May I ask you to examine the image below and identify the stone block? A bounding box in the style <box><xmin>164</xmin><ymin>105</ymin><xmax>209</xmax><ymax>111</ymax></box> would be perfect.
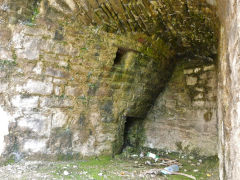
<box><xmin>0</xmin><ymin>82</ymin><xmax>8</xmax><ymax>93</ymax></box>
<box><xmin>16</xmin><ymin>37</ymin><xmax>40</xmax><ymax>60</ymax></box>
<box><xmin>194</xmin><ymin>93</ymin><xmax>204</xmax><ymax>100</ymax></box>
<box><xmin>200</xmin><ymin>73</ymin><xmax>207</xmax><ymax>79</ymax></box>
<box><xmin>59</xmin><ymin>61</ymin><xmax>68</xmax><ymax>67</ymax></box>
<box><xmin>11</xmin><ymin>95</ymin><xmax>39</xmax><ymax>109</ymax></box>
<box><xmin>186</xmin><ymin>76</ymin><xmax>198</xmax><ymax>86</ymax></box>
<box><xmin>203</xmin><ymin>65</ymin><xmax>215</xmax><ymax>71</ymax></box>
<box><xmin>45</xmin><ymin>67</ymin><xmax>70</xmax><ymax>79</ymax></box>
<box><xmin>54</xmin><ymin>86</ymin><xmax>62</xmax><ymax>96</ymax></box>
<box><xmin>23</xmin><ymin>79</ymin><xmax>53</xmax><ymax>95</ymax></box>
<box><xmin>195</xmin><ymin>87</ymin><xmax>204</xmax><ymax>92</ymax></box>
<box><xmin>184</xmin><ymin>69</ymin><xmax>193</xmax><ymax>75</ymax></box>
<box><xmin>65</xmin><ymin>86</ymin><xmax>82</xmax><ymax>96</ymax></box>
<box><xmin>32</xmin><ymin>62</ymin><xmax>43</xmax><ymax>75</ymax></box>
<box><xmin>192</xmin><ymin>100</ymin><xmax>205</xmax><ymax>107</ymax></box>
<box><xmin>53</xmin><ymin>78</ymin><xmax>67</xmax><ymax>85</ymax></box>
<box><xmin>0</xmin><ymin>48</ymin><xmax>13</xmax><ymax>60</ymax></box>
<box><xmin>51</xmin><ymin>109</ymin><xmax>67</xmax><ymax>128</ymax></box>
<box><xmin>40</xmin><ymin>97</ymin><xmax>74</xmax><ymax>108</ymax></box>
<box><xmin>0</xmin><ymin>106</ymin><xmax>12</xmax><ymax>155</ymax></box>
<box><xmin>17</xmin><ymin>113</ymin><xmax>50</xmax><ymax>136</ymax></box>
<box><xmin>23</xmin><ymin>139</ymin><xmax>47</xmax><ymax>153</ymax></box>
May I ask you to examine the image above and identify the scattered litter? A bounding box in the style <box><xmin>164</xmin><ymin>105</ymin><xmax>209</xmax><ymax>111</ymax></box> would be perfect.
<box><xmin>98</xmin><ymin>172</ymin><xmax>103</xmax><ymax>176</ymax></box>
<box><xmin>207</xmin><ymin>173</ymin><xmax>212</xmax><ymax>177</ymax></box>
<box><xmin>145</xmin><ymin>161</ymin><xmax>152</xmax><ymax>165</ymax></box>
<box><xmin>79</xmin><ymin>171</ymin><xmax>88</xmax><ymax>175</ymax></box>
<box><xmin>193</xmin><ymin>169</ymin><xmax>199</xmax><ymax>172</ymax></box>
<box><xmin>73</xmin><ymin>165</ymin><xmax>78</xmax><ymax>168</ymax></box>
<box><xmin>160</xmin><ymin>164</ymin><xmax>179</xmax><ymax>175</ymax></box>
<box><xmin>147</xmin><ymin>152</ymin><xmax>159</xmax><ymax>159</ymax></box>
<box><xmin>144</xmin><ymin>168</ymin><xmax>196</xmax><ymax>180</ymax></box>
<box><xmin>120</xmin><ymin>172</ymin><xmax>125</xmax><ymax>175</ymax></box>
<box><xmin>140</xmin><ymin>152</ymin><xmax>144</xmax><ymax>158</ymax></box>
<box><xmin>131</xmin><ymin>154</ymin><xmax>138</xmax><ymax>158</ymax></box>
<box><xmin>199</xmin><ymin>159</ymin><xmax>202</xmax><ymax>163</ymax></box>
<box><xmin>63</xmin><ymin>170</ymin><xmax>69</xmax><ymax>176</ymax></box>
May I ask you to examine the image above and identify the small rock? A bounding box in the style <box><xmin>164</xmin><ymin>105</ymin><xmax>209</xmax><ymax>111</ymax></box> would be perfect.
<box><xmin>189</xmin><ymin>156</ymin><xmax>194</xmax><ymax>160</ymax></box>
<box><xmin>73</xmin><ymin>165</ymin><xmax>78</xmax><ymax>168</ymax></box>
<box><xmin>63</xmin><ymin>170</ymin><xmax>69</xmax><ymax>176</ymax></box>
<box><xmin>197</xmin><ymin>162</ymin><xmax>201</xmax><ymax>166</ymax></box>
<box><xmin>184</xmin><ymin>169</ymin><xmax>187</xmax><ymax>172</ymax></box>
<box><xmin>199</xmin><ymin>159</ymin><xmax>202</xmax><ymax>163</ymax></box>
<box><xmin>131</xmin><ymin>154</ymin><xmax>138</xmax><ymax>158</ymax></box>
<box><xmin>193</xmin><ymin>169</ymin><xmax>199</xmax><ymax>172</ymax></box>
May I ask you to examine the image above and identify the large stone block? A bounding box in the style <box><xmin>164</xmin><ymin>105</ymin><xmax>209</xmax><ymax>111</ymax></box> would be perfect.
<box><xmin>11</xmin><ymin>95</ymin><xmax>39</xmax><ymax>109</ymax></box>
<box><xmin>22</xmin><ymin>79</ymin><xmax>53</xmax><ymax>95</ymax></box>
<box><xmin>40</xmin><ymin>97</ymin><xmax>74</xmax><ymax>108</ymax></box>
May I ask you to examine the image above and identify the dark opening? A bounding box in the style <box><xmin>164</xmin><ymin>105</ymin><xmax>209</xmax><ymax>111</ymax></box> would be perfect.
<box><xmin>113</xmin><ymin>48</ymin><xmax>128</xmax><ymax>65</ymax></box>
<box><xmin>122</xmin><ymin>116</ymin><xmax>144</xmax><ymax>150</ymax></box>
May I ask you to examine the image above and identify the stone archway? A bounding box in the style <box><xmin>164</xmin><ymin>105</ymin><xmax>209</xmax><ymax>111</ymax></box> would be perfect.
<box><xmin>0</xmin><ymin>0</ymin><xmax>239</xmax><ymax>179</ymax></box>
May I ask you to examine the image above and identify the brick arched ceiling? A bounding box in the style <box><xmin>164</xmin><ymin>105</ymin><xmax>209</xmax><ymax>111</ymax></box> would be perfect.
<box><xmin>2</xmin><ymin>0</ymin><xmax>219</xmax><ymax>57</ymax></box>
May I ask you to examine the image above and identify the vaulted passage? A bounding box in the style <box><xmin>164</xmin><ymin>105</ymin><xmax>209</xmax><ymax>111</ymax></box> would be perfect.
<box><xmin>2</xmin><ymin>0</ymin><xmax>239</xmax><ymax>179</ymax></box>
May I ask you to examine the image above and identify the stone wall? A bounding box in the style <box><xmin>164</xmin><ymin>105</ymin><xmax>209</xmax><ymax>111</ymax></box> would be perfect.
<box><xmin>143</xmin><ymin>58</ymin><xmax>217</xmax><ymax>156</ymax></box>
<box><xmin>0</xmin><ymin>19</ymin><xmax>173</xmax><ymax>159</ymax></box>
<box><xmin>217</xmin><ymin>0</ymin><xmax>240</xmax><ymax>179</ymax></box>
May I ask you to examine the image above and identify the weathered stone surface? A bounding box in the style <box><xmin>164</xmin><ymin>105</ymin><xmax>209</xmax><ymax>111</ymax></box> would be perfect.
<box><xmin>217</xmin><ymin>0</ymin><xmax>240</xmax><ymax>179</ymax></box>
<box><xmin>143</xmin><ymin>59</ymin><xmax>217</xmax><ymax>156</ymax></box>
<box><xmin>0</xmin><ymin>0</ymin><xmax>221</xmax><ymax>165</ymax></box>
<box><xmin>11</xmin><ymin>95</ymin><xmax>39</xmax><ymax>109</ymax></box>
<box><xmin>186</xmin><ymin>76</ymin><xmax>198</xmax><ymax>86</ymax></box>
<box><xmin>22</xmin><ymin>79</ymin><xmax>53</xmax><ymax>95</ymax></box>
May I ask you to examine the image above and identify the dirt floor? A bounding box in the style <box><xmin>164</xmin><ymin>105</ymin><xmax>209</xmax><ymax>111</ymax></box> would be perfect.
<box><xmin>0</xmin><ymin>150</ymin><xmax>218</xmax><ymax>180</ymax></box>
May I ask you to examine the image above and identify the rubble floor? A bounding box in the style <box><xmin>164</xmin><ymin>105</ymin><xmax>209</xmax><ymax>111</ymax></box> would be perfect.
<box><xmin>0</xmin><ymin>151</ymin><xmax>218</xmax><ymax>180</ymax></box>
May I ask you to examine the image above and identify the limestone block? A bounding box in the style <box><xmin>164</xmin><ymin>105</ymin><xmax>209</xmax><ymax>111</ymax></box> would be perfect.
<box><xmin>23</xmin><ymin>79</ymin><xmax>53</xmax><ymax>95</ymax></box>
<box><xmin>194</xmin><ymin>93</ymin><xmax>204</xmax><ymax>100</ymax></box>
<box><xmin>192</xmin><ymin>100</ymin><xmax>205</xmax><ymax>107</ymax></box>
<box><xmin>0</xmin><ymin>106</ymin><xmax>12</xmax><ymax>155</ymax></box>
<box><xmin>186</xmin><ymin>76</ymin><xmax>198</xmax><ymax>86</ymax></box>
<box><xmin>45</xmin><ymin>67</ymin><xmax>70</xmax><ymax>79</ymax></box>
<box><xmin>23</xmin><ymin>139</ymin><xmax>47</xmax><ymax>153</ymax></box>
<box><xmin>32</xmin><ymin>62</ymin><xmax>43</xmax><ymax>75</ymax></box>
<box><xmin>54</xmin><ymin>86</ymin><xmax>62</xmax><ymax>96</ymax></box>
<box><xmin>12</xmin><ymin>31</ymin><xmax>24</xmax><ymax>49</ymax></box>
<box><xmin>53</xmin><ymin>78</ymin><xmax>67</xmax><ymax>85</ymax></box>
<box><xmin>52</xmin><ymin>109</ymin><xmax>68</xmax><ymax>128</ymax></box>
<box><xmin>195</xmin><ymin>87</ymin><xmax>204</xmax><ymax>92</ymax></box>
<box><xmin>65</xmin><ymin>86</ymin><xmax>82</xmax><ymax>96</ymax></box>
<box><xmin>40</xmin><ymin>97</ymin><xmax>74</xmax><ymax>108</ymax></box>
<box><xmin>17</xmin><ymin>113</ymin><xmax>50</xmax><ymax>136</ymax></box>
<box><xmin>0</xmin><ymin>27</ymin><xmax>11</xmax><ymax>47</ymax></box>
<box><xmin>11</xmin><ymin>95</ymin><xmax>39</xmax><ymax>109</ymax></box>
<box><xmin>59</xmin><ymin>61</ymin><xmax>68</xmax><ymax>67</ymax></box>
<box><xmin>16</xmin><ymin>37</ymin><xmax>40</xmax><ymax>60</ymax></box>
<box><xmin>203</xmin><ymin>65</ymin><xmax>215</xmax><ymax>71</ymax></box>
<box><xmin>0</xmin><ymin>48</ymin><xmax>13</xmax><ymax>60</ymax></box>
<box><xmin>207</xmin><ymin>78</ymin><xmax>216</xmax><ymax>88</ymax></box>
<box><xmin>0</xmin><ymin>82</ymin><xmax>8</xmax><ymax>93</ymax></box>
<box><xmin>200</xmin><ymin>73</ymin><xmax>207</xmax><ymax>79</ymax></box>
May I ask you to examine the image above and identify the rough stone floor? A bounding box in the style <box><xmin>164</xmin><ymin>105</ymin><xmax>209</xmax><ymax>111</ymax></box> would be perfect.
<box><xmin>0</xmin><ymin>151</ymin><xmax>218</xmax><ymax>180</ymax></box>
